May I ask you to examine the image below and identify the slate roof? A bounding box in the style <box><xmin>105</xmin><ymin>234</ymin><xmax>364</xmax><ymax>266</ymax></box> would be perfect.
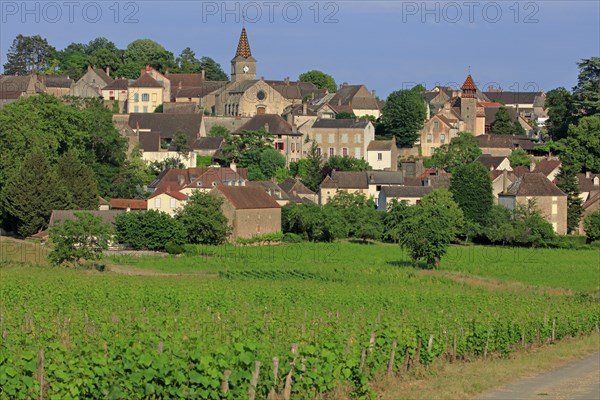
<box><xmin>476</xmin><ymin>155</ymin><xmax>509</xmax><ymax>170</ymax></box>
<box><xmin>193</xmin><ymin>136</ymin><xmax>224</xmax><ymax>151</ymax></box>
<box><xmin>235</xmin><ymin>114</ymin><xmax>296</xmax><ymax>135</ymax></box>
<box><xmin>381</xmin><ymin>186</ymin><xmax>432</xmax><ymax>198</ymax></box>
<box><xmin>279</xmin><ymin>178</ymin><xmax>316</xmax><ymax>195</ymax></box>
<box><xmin>0</xmin><ymin>75</ymin><xmax>41</xmax><ymax>97</ymax></box>
<box><xmin>477</xmin><ymin>135</ymin><xmax>537</xmax><ymax>151</ymax></box>
<box><xmin>503</xmin><ymin>173</ymin><xmax>566</xmax><ymax>197</ymax></box>
<box><xmin>247</xmin><ymin>181</ymin><xmax>291</xmax><ymax>201</ymax></box>
<box><xmin>39</xmin><ymin>75</ymin><xmax>73</xmax><ymax>88</ymax></box>
<box><xmin>483</xmin><ymin>91</ymin><xmax>544</xmax><ymax>105</ymax></box>
<box><xmin>320</xmin><ymin>171</ymin><xmax>368</xmax><ymax>189</ymax></box>
<box><xmin>312</xmin><ymin>119</ymin><xmax>369</xmax><ymax>129</ymax></box>
<box><xmin>368</xmin><ymin>171</ymin><xmax>404</xmax><ymax>185</ymax></box>
<box><xmin>424</xmin><ymin>176</ymin><xmax>451</xmax><ymax>188</ymax></box>
<box><xmin>367</xmin><ymin>139</ymin><xmax>395</xmax><ymax>151</ymax></box>
<box><xmin>49</xmin><ymin>210</ymin><xmax>125</xmax><ymax>226</ymax></box>
<box><xmin>165</xmin><ymin>73</ymin><xmax>205</xmax><ymax>89</ymax></box>
<box><xmin>138</xmin><ymin>131</ymin><xmax>161</xmax><ymax>152</ymax></box>
<box><xmin>91</xmin><ymin>68</ymin><xmax>114</xmax><ymax>85</ymax></box>
<box><xmin>103</xmin><ymin>78</ymin><xmax>129</xmax><ymax>90</ymax></box>
<box><xmin>129</xmin><ymin>73</ymin><xmax>162</xmax><ymax>88</ymax></box>
<box><xmin>129</xmin><ymin>113</ymin><xmax>202</xmax><ymax>143</ymax></box>
<box><xmin>215</xmin><ymin>186</ymin><xmax>281</xmax><ymax>209</ymax></box>
<box><xmin>110</xmin><ymin>199</ymin><xmax>148</xmax><ymax>210</ymax></box>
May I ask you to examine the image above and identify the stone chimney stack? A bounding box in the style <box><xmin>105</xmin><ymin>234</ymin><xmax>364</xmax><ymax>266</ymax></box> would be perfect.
<box><xmin>586</xmin><ymin>171</ymin><xmax>591</xmax><ymax>179</ymax></box>
<box><xmin>230</xmin><ymin>159</ymin><xmax>237</xmax><ymax>172</ymax></box>
<box><xmin>529</xmin><ymin>162</ymin><xmax>535</xmax><ymax>172</ymax></box>
<box><xmin>371</xmin><ymin>89</ymin><xmax>376</xmax><ymax>97</ymax></box>
<box><xmin>502</xmin><ymin>169</ymin><xmax>508</xmax><ymax>193</ymax></box>
<box><xmin>302</xmin><ymin>102</ymin><xmax>307</xmax><ymax>116</ymax></box>
<box><xmin>201</xmin><ymin>69</ymin><xmax>205</xmax><ymax>80</ymax></box>
<box><xmin>106</xmin><ymin>66</ymin><xmax>110</xmax><ymax>76</ymax></box>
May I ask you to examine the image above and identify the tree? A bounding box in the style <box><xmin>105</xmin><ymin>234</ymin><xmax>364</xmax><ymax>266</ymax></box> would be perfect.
<box><xmin>171</xmin><ymin>131</ymin><xmax>191</xmax><ymax>161</ymax></box>
<box><xmin>1</xmin><ymin>151</ymin><xmax>69</xmax><ymax>237</ymax></box>
<box><xmin>572</xmin><ymin>57</ymin><xmax>600</xmax><ymax>117</ymax></box>
<box><xmin>208</xmin><ymin>125</ymin><xmax>229</xmax><ymax>137</ymax></box>
<box><xmin>116</xmin><ymin>61</ymin><xmax>145</xmax><ymax>79</ymax></box>
<box><xmin>449</xmin><ymin>162</ymin><xmax>493</xmax><ymax>225</ymax></box>
<box><xmin>396</xmin><ymin>189</ymin><xmax>464</xmax><ymax>268</ymax></box>
<box><xmin>490</xmin><ymin>107</ymin><xmax>517</xmax><ymax>135</ymax></box>
<box><xmin>299</xmin><ymin>70</ymin><xmax>337</xmax><ymax>93</ymax></box>
<box><xmin>335</xmin><ymin>112</ymin><xmax>356</xmax><ymax>119</ymax></box>
<box><xmin>301</xmin><ymin>141</ymin><xmax>324</xmax><ymax>192</ymax></box>
<box><xmin>57</xmin><ymin>150</ymin><xmax>99</xmax><ymax>209</ymax></box>
<box><xmin>176</xmin><ymin>192</ymin><xmax>231</xmax><ymax>244</ymax></box>
<box><xmin>3</xmin><ymin>34</ymin><xmax>57</xmax><ymax>75</ymax></box>
<box><xmin>115</xmin><ymin>210</ymin><xmax>186</xmax><ymax>251</ymax></box>
<box><xmin>123</xmin><ymin>39</ymin><xmax>175</xmax><ymax>73</ymax></box>
<box><xmin>562</xmin><ymin>116</ymin><xmax>600</xmax><ymax>173</ymax></box>
<box><xmin>56</xmin><ymin>42</ymin><xmax>88</xmax><ymax>80</ymax></box>
<box><xmin>199</xmin><ymin>57</ymin><xmax>228</xmax><ymax>81</ymax></box>
<box><xmin>325</xmin><ymin>192</ymin><xmax>382</xmax><ymax>241</ymax></box>
<box><xmin>382</xmin><ymin>200</ymin><xmax>414</xmax><ymax>243</ymax></box>
<box><xmin>259</xmin><ymin>148</ymin><xmax>286</xmax><ymax>179</ymax></box>
<box><xmin>88</xmin><ymin>48</ymin><xmax>121</xmax><ymax>74</ymax></box>
<box><xmin>380</xmin><ymin>89</ymin><xmax>427</xmax><ymax>146</ymax></box>
<box><xmin>555</xmin><ymin>160</ymin><xmax>583</xmax><ymax>234</ymax></box>
<box><xmin>282</xmin><ymin>203</ymin><xmax>346</xmax><ymax>242</ymax></box>
<box><xmin>324</xmin><ymin>156</ymin><xmax>370</xmax><ymax>172</ymax></box>
<box><xmin>508</xmin><ymin>149</ymin><xmax>531</xmax><ymax>167</ymax></box>
<box><xmin>430</xmin><ymin>132</ymin><xmax>482</xmax><ymax>173</ymax></box>
<box><xmin>48</xmin><ymin>212</ymin><xmax>111</xmax><ymax>266</ymax></box>
<box><xmin>220</xmin><ymin>129</ymin><xmax>273</xmax><ymax>168</ymax></box>
<box><xmin>512</xmin><ymin>200</ymin><xmax>556</xmax><ymax>247</ymax></box>
<box><xmin>584</xmin><ymin>211</ymin><xmax>600</xmax><ymax>243</ymax></box>
<box><xmin>544</xmin><ymin>88</ymin><xmax>577</xmax><ymax>140</ymax></box>
<box><xmin>176</xmin><ymin>47</ymin><xmax>201</xmax><ymax>73</ymax></box>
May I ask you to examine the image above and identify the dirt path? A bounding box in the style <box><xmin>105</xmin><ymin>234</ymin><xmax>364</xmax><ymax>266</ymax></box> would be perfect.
<box><xmin>477</xmin><ymin>352</ymin><xmax>600</xmax><ymax>400</ymax></box>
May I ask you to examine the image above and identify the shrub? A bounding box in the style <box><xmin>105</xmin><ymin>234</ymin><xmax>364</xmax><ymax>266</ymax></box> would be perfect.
<box><xmin>115</xmin><ymin>210</ymin><xmax>186</xmax><ymax>251</ymax></box>
<box><xmin>165</xmin><ymin>241</ymin><xmax>185</xmax><ymax>254</ymax></box>
<box><xmin>236</xmin><ymin>232</ymin><xmax>284</xmax><ymax>245</ymax></box>
<box><xmin>584</xmin><ymin>211</ymin><xmax>600</xmax><ymax>243</ymax></box>
<box><xmin>283</xmin><ymin>232</ymin><xmax>303</xmax><ymax>243</ymax></box>
<box><xmin>176</xmin><ymin>192</ymin><xmax>231</xmax><ymax>245</ymax></box>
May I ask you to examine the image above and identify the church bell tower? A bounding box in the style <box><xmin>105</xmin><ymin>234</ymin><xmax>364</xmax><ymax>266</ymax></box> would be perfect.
<box><xmin>231</xmin><ymin>28</ymin><xmax>257</xmax><ymax>83</ymax></box>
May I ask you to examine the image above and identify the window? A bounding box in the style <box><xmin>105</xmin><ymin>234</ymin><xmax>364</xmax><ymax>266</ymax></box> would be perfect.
<box><xmin>440</xmin><ymin>133</ymin><xmax>446</xmax><ymax>143</ymax></box>
<box><xmin>427</xmin><ymin>133</ymin><xmax>433</xmax><ymax>143</ymax></box>
<box><xmin>377</xmin><ymin>152</ymin><xmax>383</xmax><ymax>161</ymax></box>
<box><xmin>134</xmin><ymin>106</ymin><xmax>139</xmax><ymax>113</ymax></box>
<box><xmin>316</xmin><ymin>133</ymin><xmax>322</xmax><ymax>142</ymax></box>
<box><xmin>142</xmin><ymin>93</ymin><xmax>149</xmax><ymax>102</ymax></box>
<box><xmin>317</xmin><ymin>147</ymin><xmax>322</xmax><ymax>156</ymax></box>
<box><xmin>341</xmin><ymin>133</ymin><xmax>348</xmax><ymax>143</ymax></box>
<box><xmin>329</xmin><ymin>147</ymin><xmax>335</xmax><ymax>157</ymax></box>
<box><xmin>355</xmin><ymin>148</ymin><xmax>361</xmax><ymax>159</ymax></box>
<box><xmin>275</xmin><ymin>142</ymin><xmax>284</xmax><ymax>150</ymax></box>
<box><xmin>143</xmin><ymin>106</ymin><xmax>148</xmax><ymax>113</ymax></box>
<box><xmin>170</xmin><ymin>198</ymin><xmax>177</xmax><ymax>209</ymax></box>
<box><xmin>342</xmin><ymin>147</ymin><xmax>348</xmax><ymax>156</ymax></box>
<box><xmin>376</xmin><ymin>185</ymin><xmax>382</xmax><ymax>191</ymax></box>
<box><xmin>133</xmin><ymin>93</ymin><xmax>139</xmax><ymax>102</ymax></box>
<box><xmin>329</xmin><ymin>133</ymin><xmax>335</xmax><ymax>143</ymax></box>
<box><xmin>433</xmin><ymin>121</ymin><xmax>439</xmax><ymax>129</ymax></box>
<box><xmin>356</xmin><ymin>134</ymin><xmax>361</xmax><ymax>143</ymax></box>
<box><xmin>154</xmin><ymin>198</ymin><xmax>161</xmax><ymax>208</ymax></box>
<box><xmin>552</xmin><ymin>203</ymin><xmax>558</xmax><ymax>215</ymax></box>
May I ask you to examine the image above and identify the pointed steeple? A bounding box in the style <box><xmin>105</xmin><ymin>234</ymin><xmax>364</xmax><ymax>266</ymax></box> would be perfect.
<box><xmin>235</xmin><ymin>28</ymin><xmax>252</xmax><ymax>58</ymax></box>
<box><xmin>461</xmin><ymin>74</ymin><xmax>477</xmax><ymax>98</ymax></box>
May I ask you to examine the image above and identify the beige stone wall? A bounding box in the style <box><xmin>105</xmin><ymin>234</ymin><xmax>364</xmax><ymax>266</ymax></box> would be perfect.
<box><xmin>480</xmin><ymin>147</ymin><xmax>512</xmax><ymax>157</ymax></box>
<box><xmin>419</xmin><ymin>116</ymin><xmax>458</xmax><ymax>157</ymax></box>
<box><xmin>516</xmin><ymin>195</ymin><xmax>567</xmax><ymax>235</ymax></box>
<box><xmin>215</xmin><ymin>80</ymin><xmax>294</xmax><ymax>117</ymax></box>
<box><xmin>45</xmin><ymin>87</ymin><xmax>70</xmax><ymax>97</ymax></box>
<box><xmin>147</xmin><ymin>193</ymin><xmax>185</xmax><ymax>216</ymax></box>
<box><xmin>309</xmin><ymin>124</ymin><xmax>374</xmax><ymax>161</ymax></box>
<box><xmin>128</xmin><ymin>87</ymin><xmax>163</xmax><ymax>113</ymax></box>
<box><xmin>233</xmin><ymin>208</ymin><xmax>281</xmax><ymax>239</ymax></box>
<box><xmin>274</xmin><ymin>135</ymin><xmax>304</xmax><ymax>164</ymax></box>
<box><xmin>142</xmin><ymin>151</ymin><xmax>197</xmax><ymax>169</ymax></box>
<box><xmin>577</xmin><ymin>200</ymin><xmax>600</xmax><ymax>235</ymax></box>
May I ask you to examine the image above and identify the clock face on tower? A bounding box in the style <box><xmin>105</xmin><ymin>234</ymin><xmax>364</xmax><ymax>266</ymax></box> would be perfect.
<box><xmin>243</xmin><ymin>65</ymin><xmax>249</xmax><ymax>74</ymax></box>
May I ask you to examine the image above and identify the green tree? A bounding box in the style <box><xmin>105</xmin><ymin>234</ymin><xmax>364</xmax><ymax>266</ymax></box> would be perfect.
<box><xmin>325</xmin><ymin>156</ymin><xmax>370</xmax><ymax>172</ymax></box>
<box><xmin>325</xmin><ymin>192</ymin><xmax>382</xmax><ymax>242</ymax></box>
<box><xmin>490</xmin><ymin>107</ymin><xmax>517</xmax><ymax>135</ymax></box>
<box><xmin>512</xmin><ymin>200</ymin><xmax>556</xmax><ymax>247</ymax></box>
<box><xmin>220</xmin><ymin>129</ymin><xmax>273</xmax><ymax>168</ymax></box>
<box><xmin>382</xmin><ymin>200</ymin><xmax>414</xmax><ymax>243</ymax></box>
<box><xmin>208</xmin><ymin>125</ymin><xmax>229</xmax><ymax>137</ymax></box>
<box><xmin>397</xmin><ymin>188</ymin><xmax>464</xmax><ymax>268</ymax></box>
<box><xmin>176</xmin><ymin>47</ymin><xmax>201</xmax><ymax>73</ymax></box>
<box><xmin>449</xmin><ymin>162</ymin><xmax>493</xmax><ymax>226</ymax></box>
<box><xmin>56</xmin><ymin>42</ymin><xmax>88</xmax><ymax>80</ymax></box>
<box><xmin>508</xmin><ymin>149</ymin><xmax>531</xmax><ymax>167</ymax></box>
<box><xmin>115</xmin><ymin>210</ymin><xmax>186</xmax><ymax>251</ymax></box>
<box><xmin>57</xmin><ymin>150</ymin><xmax>99</xmax><ymax>209</ymax></box>
<box><xmin>381</xmin><ymin>89</ymin><xmax>427</xmax><ymax>146</ymax></box>
<box><xmin>555</xmin><ymin>159</ymin><xmax>583</xmax><ymax>234</ymax></box>
<box><xmin>48</xmin><ymin>212</ymin><xmax>111</xmax><ymax>266</ymax></box>
<box><xmin>171</xmin><ymin>131</ymin><xmax>191</xmax><ymax>161</ymax></box>
<box><xmin>1</xmin><ymin>151</ymin><xmax>69</xmax><ymax>236</ymax></box>
<box><xmin>544</xmin><ymin>88</ymin><xmax>576</xmax><ymax>141</ymax></box>
<box><xmin>562</xmin><ymin>115</ymin><xmax>600</xmax><ymax>173</ymax></box>
<box><xmin>430</xmin><ymin>132</ymin><xmax>482</xmax><ymax>173</ymax></box>
<box><xmin>199</xmin><ymin>57</ymin><xmax>228</xmax><ymax>81</ymax></box>
<box><xmin>88</xmin><ymin>48</ymin><xmax>121</xmax><ymax>74</ymax></box>
<box><xmin>572</xmin><ymin>57</ymin><xmax>600</xmax><ymax>117</ymax></box>
<box><xmin>176</xmin><ymin>192</ymin><xmax>231</xmax><ymax>244</ymax></box>
<box><xmin>298</xmin><ymin>70</ymin><xmax>337</xmax><ymax>93</ymax></box>
<box><xmin>282</xmin><ymin>203</ymin><xmax>346</xmax><ymax>242</ymax></box>
<box><xmin>259</xmin><ymin>148</ymin><xmax>286</xmax><ymax>179</ymax></box>
<box><xmin>3</xmin><ymin>34</ymin><xmax>57</xmax><ymax>74</ymax></box>
<box><xmin>301</xmin><ymin>141</ymin><xmax>324</xmax><ymax>192</ymax></box>
<box><xmin>335</xmin><ymin>112</ymin><xmax>356</xmax><ymax>119</ymax></box>
<box><xmin>123</xmin><ymin>39</ymin><xmax>175</xmax><ymax>73</ymax></box>
<box><xmin>116</xmin><ymin>61</ymin><xmax>145</xmax><ymax>79</ymax></box>
<box><xmin>584</xmin><ymin>211</ymin><xmax>600</xmax><ymax>243</ymax></box>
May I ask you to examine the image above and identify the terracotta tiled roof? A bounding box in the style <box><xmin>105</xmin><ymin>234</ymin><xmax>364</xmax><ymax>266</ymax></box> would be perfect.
<box><xmin>279</xmin><ymin>178</ymin><xmax>316</xmax><ymax>195</ymax></box>
<box><xmin>512</xmin><ymin>166</ymin><xmax>531</xmax><ymax>177</ymax></box>
<box><xmin>149</xmin><ymin>167</ymin><xmax>245</xmax><ymax>192</ymax></box>
<box><xmin>534</xmin><ymin>159</ymin><xmax>561</xmax><ymax>177</ymax></box>
<box><xmin>504</xmin><ymin>173</ymin><xmax>566</xmax><ymax>197</ymax></box>
<box><xmin>193</xmin><ymin>136</ymin><xmax>224</xmax><ymax>151</ymax></box>
<box><xmin>103</xmin><ymin>78</ymin><xmax>129</xmax><ymax>91</ymax></box>
<box><xmin>235</xmin><ymin>28</ymin><xmax>252</xmax><ymax>58</ymax></box>
<box><xmin>110</xmin><ymin>199</ymin><xmax>148</xmax><ymax>210</ymax></box>
<box><xmin>129</xmin><ymin>113</ymin><xmax>202</xmax><ymax>144</ymax></box>
<box><xmin>148</xmin><ymin>190</ymin><xmax>188</xmax><ymax>201</ymax></box>
<box><xmin>576</xmin><ymin>173</ymin><xmax>600</xmax><ymax>193</ymax></box>
<box><xmin>130</xmin><ymin>73</ymin><xmax>162</xmax><ymax>88</ymax></box>
<box><xmin>138</xmin><ymin>131</ymin><xmax>161</xmax><ymax>152</ymax></box>
<box><xmin>247</xmin><ymin>181</ymin><xmax>290</xmax><ymax>201</ymax></box>
<box><xmin>461</xmin><ymin>74</ymin><xmax>477</xmax><ymax>91</ymax></box>
<box><xmin>215</xmin><ymin>186</ymin><xmax>281</xmax><ymax>209</ymax></box>
<box><xmin>165</xmin><ymin>73</ymin><xmax>204</xmax><ymax>89</ymax></box>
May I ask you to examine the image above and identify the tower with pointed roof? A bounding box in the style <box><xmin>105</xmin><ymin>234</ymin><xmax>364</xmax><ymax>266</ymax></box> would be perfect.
<box><xmin>231</xmin><ymin>28</ymin><xmax>257</xmax><ymax>83</ymax></box>
<box><xmin>460</xmin><ymin>74</ymin><xmax>478</xmax><ymax>134</ymax></box>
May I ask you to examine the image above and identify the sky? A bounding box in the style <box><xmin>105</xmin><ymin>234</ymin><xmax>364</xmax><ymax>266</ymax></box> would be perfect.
<box><xmin>1</xmin><ymin>0</ymin><xmax>599</xmax><ymax>97</ymax></box>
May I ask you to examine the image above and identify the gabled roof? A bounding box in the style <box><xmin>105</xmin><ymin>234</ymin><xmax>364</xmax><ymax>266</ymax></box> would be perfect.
<box><xmin>165</xmin><ymin>73</ymin><xmax>205</xmax><ymax>88</ymax></box>
<box><xmin>235</xmin><ymin>27</ymin><xmax>252</xmax><ymax>58</ymax></box>
<box><xmin>264</xmin><ymin>80</ymin><xmax>324</xmax><ymax>100</ymax></box>
<box><xmin>103</xmin><ymin>78</ymin><xmax>129</xmax><ymax>91</ymax></box>
<box><xmin>215</xmin><ymin>186</ymin><xmax>281</xmax><ymax>209</ymax></box>
<box><xmin>247</xmin><ymin>181</ymin><xmax>291</xmax><ymax>201</ymax></box>
<box><xmin>312</xmin><ymin>119</ymin><xmax>369</xmax><ymax>129</ymax></box>
<box><xmin>130</xmin><ymin>73</ymin><xmax>162</xmax><ymax>88</ymax></box>
<box><xmin>576</xmin><ymin>173</ymin><xmax>600</xmax><ymax>193</ymax></box>
<box><xmin>503</xmin><ymin>173</ymin><xmax>566</xmax><ymax>197</ymax></box>
<box><xmin>129</xmin><ymin>113</ymin><xmax>202</xmax><ymax>142</ymax></box>
<box><xmin>193</xmin><ymin>136</ymin><xmax>224</xmax><ymax>151</ymax></box>
<box><xmin>91</xmin><ymin>68</ymin><xmax>114</xmax><ymax>85</ymax></box>
<box><xmin>583</xmin><ymin>192</ymin><xmax>600</xmax><ymax>210</ymax></box>
<box><xmin>461</xmin><ymin>74</ymin><xmax>477</xmax><ymax>91</ymax></box>
<box><xmin>329</xmin><ymin>84</ymin><xmax>380</xmax><ymax>111</ymax></box>
<box><xmin>476</xmin><ymin>155</ymin><xmax>509</xmax><ymax>170</ymax></box>
<box><xmin>173</xmin><ymin>82</ymin><xmax>227</xmax><ymax>99</ymax></box>
<box><xmin>148</xmin><ymin>189</ymin><xmax>188</xmax><ymax>201</ymax></box>
<box><xmin>512</xmin><ymin>165</ymin><xmax>531</xmax><ymax>178</ymax></box>
<box><xmin>50</xmin><ymin>210</ymin><xmax>125</xmax><ymax>226</ymax></box>
<box><xmin>38</xmin><ymin>75</ymin><xmax>73</xmax><ymax>88</ymax></box>
<box><xmin>110</xmin><ymin>199</ymin><xmax>148</xmax><ymax>210</ymax></box>
<box><xmin>483</xmin><ymin>91</ymin><xmax>544</xmax><ymax>105</ymax></box>
<box><xmin>138</xmin><ymin>131</ymin><xmax>161</xmax><ymax>152</ymax></box>
<box><xmin>0</xmin><ymin>75</ymin><xmax>42</xmax><ymax>97</ymax></box>
<box><xmin>235</xmin><ymin>114</ymin><xmax>295</xmax><ymax>135</ymax></box>
<box><xmin>477</xmin><ymin>135</ymin><xmax>537</xmax><ymax>151</ymax></box>
<box><xmin>279</xmin><ymin>178</ymin><xmax>316</xmax><ymax>195</ymax></box>
<box><xmin>367</xmin><ymin>139</ymin><xmax>395</xmax><ymax>151</ymax></box>
<box><xmin>367</xmin><ymin>171</ymin><xmax>404</xmax><ymax>185</ymax></box>
<box><xmin>149</xmin><ymin>167</ymin><xmax>245</xmax><ymax>192</ymax></box>
<box><xmin>320</xmin><ymin>171</ymin><xmax>368</xmax><ymax>189</ymax></box>
<box><xmin>381</xmin><ymin>186</ymin><xmax>432</xmax><ymax>198</ymax></box>
<box><xmin>283</xmin><ymin>103</ymin><xmax>319</xmax><ymax>117</ymax></box>
<box><xmin>534</xmin><ymin>159</ymin><xmax>561</xmax><ymax>177</ymax></box>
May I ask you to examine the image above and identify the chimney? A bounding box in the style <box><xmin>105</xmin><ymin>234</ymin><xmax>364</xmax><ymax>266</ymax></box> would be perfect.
<box><xmin>106</xmin><ymin>66</ymin><xmax>110</xmax><ymax>76</ymax></box>
<box><xmin>230</xmin><ymin>159</ymin><xmax>237</xmax><ymax>172</ymax></box>
<box><xmin>338</xmin><ymin>98</ymin><xmax>342</xmax><ymax>107</ymax></box>
<box><xmin>177</xmin><ymin>175</ymin><xmax>185</xmax><ymax>187</ymax></box>
<box><xmin>502</xmin><ymin>169</ymin><xmax>508</xmax><ymax>193</ymax></box>
<box><xmin>371</xmin><ymin>89</ymin><xmax>376</xmax><ymax>97</ymax></box>
<box><xmin>87</xmin><ymin>64</ymin><xmax>92</xmax><ymax>72</ymax></box>
<box><xmin>201</xmin><ymin>69</ymin><xmax>205</xmax><ymax>80</ymax></box>
<box><xmin>302</xmin><ymin>102</ymin><xmax>307</xmax><ymax>116</ymax></box>
<box><xmin>586</xmin><ymin>171</ymin><xmax>591</xmax><ymax>179</ymax></box>
<box><xmin>264</xmin><ymin>123</ymin><xmax>269</xmax><ymax>132</ymax></box>
<box><xmin>285</xmin><ymin>76</ymin><xmax>290</xmax><ymax>85</ymax></box>
<box><xmin>529</xmin><ymin>163</ymin><xmax>535</xmax><ymax>172</ymax></box>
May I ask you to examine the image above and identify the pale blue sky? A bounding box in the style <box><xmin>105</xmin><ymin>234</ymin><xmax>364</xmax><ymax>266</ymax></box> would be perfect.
<box><xmin>1</xmin><ymin>1</ymin><xmax>598</xmax><ymax>97</ymax></box>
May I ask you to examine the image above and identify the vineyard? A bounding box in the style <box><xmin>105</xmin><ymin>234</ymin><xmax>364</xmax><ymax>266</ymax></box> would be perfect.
<box><xmin>0</xmin><ymin>241</ymin><xmax>599</xmax><ymax>399</ymax></box>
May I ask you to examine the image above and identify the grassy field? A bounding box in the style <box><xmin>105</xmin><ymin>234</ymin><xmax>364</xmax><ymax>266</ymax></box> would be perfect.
<box><xmin>1</xmin><ymin>239</ymin><xmax>598</xmax><ymax>398</ymax></box>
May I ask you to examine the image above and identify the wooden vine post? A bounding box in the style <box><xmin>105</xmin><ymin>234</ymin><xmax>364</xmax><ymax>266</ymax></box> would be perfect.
<box><xmin>248</xmin><ymin>360</ymin><xmax>261</xmax><ymax>400</ymax></box>
<box><xmin>36</xmin><ymin>349</ymin><xmax>45</xmax><ymax>400</ymax></box>
<box><xmin>283</xmin><ymin>344</ymin><xmax>298</xmax><ymax>400</ymax></box>
<box><xmin>268</xmin><ymin>357</ymin><xmax>279</xmax><ymax>400</ymax></box>
<box><xmin>220</xmin><ymin>370</ymin><xmax>231</xmax><ymax>395</ymax></box>
<box><xmin>387</xmin><ymin>340</ymin><xmax>397</xmax><ymax>375</ymax></box>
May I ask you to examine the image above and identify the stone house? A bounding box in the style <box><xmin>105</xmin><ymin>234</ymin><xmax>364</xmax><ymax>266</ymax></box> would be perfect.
<box><xmin>71</xmin><ymin>66</ymin><xmax>113</xmax><ymax>98</ymax></box>
<box><xmin>146</xmin><ymin>190</ymin><xmax>188</xmax><ymax>216</ymax></box>
<box><xmin>326</xmin><ymin>84</ymin><xmax>381</xmax><ymax>118</ymax></box>
<box><xmin>367</xmin><ymin>171</ymin><xmax>405</xmax><ymax>200</ymax></box>
<box><xmin>366</xmin><ymin>137</ymin><xmax>398</xmax><ymax>171</ymax></box>
<box><xmin>38</xmin><ymin>75</ymin><xmax>73</xmax><ymax>97</ymax></box>
<box><xmin>212</xmin><ymin>185</ymin><xmax>282</xmax><ymax>240</ymax></box>
<box><xmin>476</xmin><ymin>155</ymin><xmax>513</xmax><ymax>172</ymax></box>
<box><xmin>534</xmin><ymin>158</ymin><xmax>561</xmax><ymax>182</ymax></box>
<box><xmin>577</xmin><ymin>192</ymin><xmax>600</xmax><ymax>236</ymax></box>
<box><xmin>128</xmin><ymin>73</ymin><xmax>163</xmax><ymax>113</ymax></box>
<box><xmin>102</xmin><ymin>78</ymin><xmax>129</xmax><ymax>113</ymax></box>
<box><xmin>278</xmin><ymin>178</ymin><xmax>318</xmax><ymax>204</ymax></box>
<box><xmin>319</xmin><ymin>171</ymin><xmax>369</xmax><ymax>205</ymax></box>
<box><xmin>377</xmin><ymin>186</ymin><xmax>433</xmax><ymax>210</ymax></box>
<box><xmin>419</xmin><ymin>111</ymin><xmax>463</xmax><ymax>157</ymax></box>
<box><xmin>309</xmin><ymin>119</ymin><xmax>375</xmax><ymax>160</ymax></box>
<box><xmin>0</xmin><ymin>75</ymin><xmax>46</xmax><ymax>107</ymax></box>
<box><xmin>498</xmin><ymin>172</ymin><xmax>567</xmax><ymax>234</ymax></box>
<box><xmin>577</xmin><ymin>172</ymin><xmax>600</xmax><ymax>203</ymax></box>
